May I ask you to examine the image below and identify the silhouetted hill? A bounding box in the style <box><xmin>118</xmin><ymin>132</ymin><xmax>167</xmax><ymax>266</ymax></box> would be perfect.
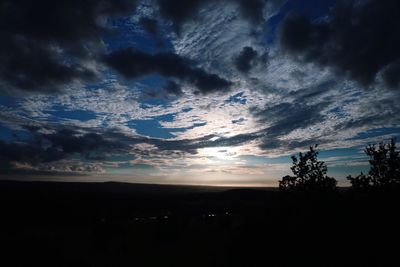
<box><xmin>1</xmin><ymin>180</ymin><xmax>399</xmax><ymax>266</ymax></box>
<box><xmin>0</xmin><ymin>180</ymin><xmax>237</xmax><ymax>195</ymax></box>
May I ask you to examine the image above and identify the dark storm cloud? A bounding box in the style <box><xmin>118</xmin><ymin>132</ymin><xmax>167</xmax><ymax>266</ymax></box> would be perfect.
<box><xmin>43</xmin><ymin>129</ymin><xmax>123</xmax><ymax>158</ymax></box>
<box><xmin>142</xmin><ymin>80</ymin><xmax>183</xmax><ymax>99</ymax></box>
<box><xmin>164</xmin><ymin>80</ymin><xmax>183</xmax><ymax>96</ymax></box>
<box><xmin>0</xmin><ymin>36</ymin><xmax>96</xmax><ymax>92</ymax></box>
<box><xmin>236</xmin><ymin>0</ymin><xmax>266</xmax><ymax>24</ymax></box>
<box><xmin>382</xmin><ymin>61</ymin><xmax>400</xmax><ymax>89</ymax></box>
<box><xmin>103</xmin><ymin>48</ymin><xmax>232</xmax><ymax>94</ymax></box>
<box><xmin>0</xmin><ymin>128</ymin><xmax>126</xmax><ymax>170</ymax></box>
<box><xmin>234</xmin><ymin>46</ymin><xmax>259</xmax><ymax>73</ymax></box>
<box><xmin>257</xmin><ymin>102</ymin><xmax>326</xmax><ymax>134</ymax></box>
<box><xmin>157</xmin><ymin>0</ymin><xmax>208</xmax><ymax>33</ymax></box>
<box><xmin>252</xmin><ymin>84</ymin><xmax>332</xmax><ymax>150</ymax></box>
<box><xmin>0</xmin><ymin>0</ymin><xmax>137</xmax><ymax>92</ymax></box>
<box><xmin>139</xmin><ymin>17</ymin><xmax>159</xmax><ymax>35</ymax></box>
<box><xmin>157</xmin><ymin>0</ymin><xmax>270</xmax><ymax>33</ymax></box>
<box><xmin>0</xmin><ymin>139</ymin><xmax>61</xmax><ymax>168</ymax></box>
<box><xmin>279</xmin><ymin>0</ymin><xmax>400</xmax><ymax>89</ymax></box>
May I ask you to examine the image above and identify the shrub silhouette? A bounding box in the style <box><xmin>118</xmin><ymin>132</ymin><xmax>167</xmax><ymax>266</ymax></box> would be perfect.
<box><xmin>346</xmin><ymin>172</ymin><xmax>372</xmax><ymax>190</ymax></box>
<box><xmin>347</xmin><ymin>138</ymin><xmax>400</xmax><ymax>190</ymax></box>
<box><xmin>279</xmin><ymin>145</ymin><xmax>337</xmax><ymax>192</ymax></box>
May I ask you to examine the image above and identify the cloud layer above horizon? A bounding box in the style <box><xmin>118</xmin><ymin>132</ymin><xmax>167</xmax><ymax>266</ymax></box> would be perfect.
<box><xmin>1</xmin><ymin>0</ymin><xmax>399</xmax><ymax>186</ymax></box>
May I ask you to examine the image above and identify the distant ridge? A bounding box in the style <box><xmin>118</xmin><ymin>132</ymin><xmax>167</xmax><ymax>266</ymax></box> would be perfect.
<box><xmin>0</xmin><ymin>180</ymin><xmax>275</xmax><ymax>196</ymax></box>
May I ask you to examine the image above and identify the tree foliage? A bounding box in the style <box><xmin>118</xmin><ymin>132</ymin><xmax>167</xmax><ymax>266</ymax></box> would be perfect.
<box><xmin>348</xmin><ymin>138</ymin><xmax>400</xmax><ymax>190</ymax></box>
<box><xmin>279</xmin><ymin>145</ymin><xmax>337</xmax><ymax>192</ymax></box>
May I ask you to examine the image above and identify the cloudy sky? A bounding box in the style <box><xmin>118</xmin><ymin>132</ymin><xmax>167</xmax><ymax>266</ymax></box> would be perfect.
<box><xmin>1</xmin><ymin>0</ymin><xmax>399</xmax><ymax>186</ymax></box>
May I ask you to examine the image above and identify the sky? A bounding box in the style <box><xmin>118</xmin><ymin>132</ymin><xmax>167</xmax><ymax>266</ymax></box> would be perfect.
<box><xmin>1</xmin><ymin>0</ymin><xmax>400</xmax><ymax>186</ymax></box>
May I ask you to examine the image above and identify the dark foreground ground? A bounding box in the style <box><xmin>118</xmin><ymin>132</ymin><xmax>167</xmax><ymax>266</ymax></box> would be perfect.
<box><xmin>1</xmin><ymin>181</ymin><xmax>399</xmax><ymax>267</ymax></box>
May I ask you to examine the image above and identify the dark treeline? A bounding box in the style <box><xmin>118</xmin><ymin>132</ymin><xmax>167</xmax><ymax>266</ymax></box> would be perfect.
<box><xmin>279</xmin><ymin>138</ymin><xmax>400</xmax><ymax>192</ymax></box>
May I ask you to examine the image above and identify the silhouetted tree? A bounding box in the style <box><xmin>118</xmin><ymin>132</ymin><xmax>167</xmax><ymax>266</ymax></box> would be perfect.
<box><xmin>346</xmin><ymin>172</ymin><xmax>372</xmax><ymax>190</ymax></box>
<box><xmin>347</xmin><ymin>138</ymin><xmax>400</xmax><ymax>190</ymax></box>
<box><xmin>279</xmin><ymin>145</ymin><xmax>337</xmax><ymax>192</ymax></box>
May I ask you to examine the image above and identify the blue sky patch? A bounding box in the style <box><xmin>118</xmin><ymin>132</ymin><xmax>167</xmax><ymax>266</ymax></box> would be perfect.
<box><xmin>127</xmin><ymin>118</ymin><xmax>185</xmax><ymax>139</ymax></box>
<box><xmin>0</xmin><ymin>95</ymin><xmax>19</xmax><ymax>108</ymax></box>
<box><xmin>350</xmin><ymin>127</ymin><xmax>400</xmax><ymax>140</ymax></box>
<box><xmin>0</xmin><ymin>124</ymin><xmax>14</xmax><ymax>141</ymax></box>
<box><xmin>47</xmin><ymin>106</ymin><xmax>97</xmax><ymax>122</ymax></box>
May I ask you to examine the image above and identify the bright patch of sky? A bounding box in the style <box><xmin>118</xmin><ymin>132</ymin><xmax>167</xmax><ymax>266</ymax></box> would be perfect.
<box><xmin>1</xmin><ymin>0</ymin><xmax>399</xmax><ymax>186</ymax></box>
